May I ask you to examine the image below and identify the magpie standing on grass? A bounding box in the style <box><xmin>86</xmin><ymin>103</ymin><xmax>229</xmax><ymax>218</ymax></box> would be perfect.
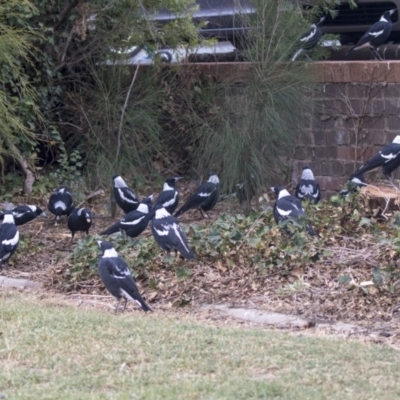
<box><xmin>101</xmin><ymin>195</ymin><xmax>153</xmax><ymax>238</ymax></box>
<box><xmin>97</xmin><ymin>240</ymin><xmax>152</xmax><ymax>313</ymax></box>
<box><xmin>291</xmin><ymin>16</ymin><xmax>325</xmax><ymax>61</ymax></box>
<box><xmin>47</xmin><ymin>186</ymin><xmax>74</xmax><ymax>223</ymax></box>
<box><xmin>271</xmin><ymin>186</ymin><xmax>316</xmax><ymax>236</ymax></box>
<box><xmin>349</xmin><ymin>135</ymin><xmax>400</xmax><ymax>186</ymax></box>
<box><xmin>0</xmin><ymin>205</ymin><xmax>46</xmax><ymax>226</ymax></box>
<box><xmin>175</xmin><ymin>172</ymin><xmax>219</xmax><ymax>218</ymax></box>
<box><xmin>0</xmin><ymin>211</ymin><xmax>19</xmax><ymax>270</ymax></box>
<box><xmin>295</xmin><ymin>166</ymin><xmax>320</xmax><ymax>204</ymax></box>
<box><xmin>346</xmin><ymin>9</ymin><xmax>396</xmax><ymax>60</ymax></box>
<box><xmin>154</xmin><ymin>177</ymin><xmax>183</xmax><ymax>215</ymax></box>
<box><xmin>67</xmin><ymin>208</ymin><xmax>93</xmax><ymax>241</ymax></box>
<box><xmin>152</xmin><ymin>207</ymin><xmax>195</xmax><ymax>260</ymax></box>
<box><xmin>113</xmin><ymin>175</ymin><xmax>139</xmax><ymax>214</ymax></box>
<box><xmin>340</xmin><ymin>173</ymin><xmax>366</xmax><ymax>196</ymax></box>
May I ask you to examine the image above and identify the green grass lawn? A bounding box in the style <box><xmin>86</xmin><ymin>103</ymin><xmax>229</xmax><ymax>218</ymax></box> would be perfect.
<box><xmin>1</xmin><ymin>292</ymin><xmax>400</xmax><ymax>400</ymax></box>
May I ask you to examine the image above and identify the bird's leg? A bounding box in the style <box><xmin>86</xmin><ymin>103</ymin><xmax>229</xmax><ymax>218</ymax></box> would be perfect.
<box><xmin>70</xmin><ymin>232</ymin><xmax>75</xmax><ymax>244</ymax></box>
<box><xmin>305</xmin><ymin>52</ymin><xmax>312</xmax><ymax>62</ymax></box>
<box><xmin>372</xmin><ymin>48</ymin><xmax>383</xmax><ymax>61</ymax></box>
<box><xmin>385</xmin><ymin>174</ymin><xmax>398</xmax><ymax>189</ymax></box>
<box><xmin>114</xmin><ymin>298</ymin><xmax>122</xmax><ymax>313</ymax></box>
<box><xmin>198</xmin><ymin>208</ymin><xmax>206</xmax><ymax>219</ymax></box>
<box><xmin>123</xmin><ymin>298</ymin><xmax>128</xmax><ymax>312</ymax></box>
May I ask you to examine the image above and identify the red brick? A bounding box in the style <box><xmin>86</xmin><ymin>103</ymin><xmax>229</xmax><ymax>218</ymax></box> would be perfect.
<box><xmin>387</xmin><ymin>115</ymin><xmax>400</xmax><ymax>131</ymax></box>
<box><xmin>318</xmin><ymin>176</ymin><xmax>345</xmax><ymax>192</ymax></box>
<box><xmin>314</xmin><ymin>146</ymin><xmax>337</xmax><ymax>159</ymax></box>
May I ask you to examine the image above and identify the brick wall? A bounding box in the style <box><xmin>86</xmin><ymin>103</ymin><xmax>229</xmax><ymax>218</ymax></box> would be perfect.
<box><xmin>292</xmin><ymin>61</ymin><xmax>400</xmax><ymax>199</ymax></box>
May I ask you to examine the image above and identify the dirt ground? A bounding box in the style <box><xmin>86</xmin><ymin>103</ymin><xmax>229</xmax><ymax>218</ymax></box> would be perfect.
<box><xmin>2</xmin><ymin>183</ymin><xmax>400</xmax><ymax>346</ymax></box>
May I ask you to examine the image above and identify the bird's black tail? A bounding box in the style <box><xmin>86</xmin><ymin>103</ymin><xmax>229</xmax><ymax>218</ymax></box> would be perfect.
<box><xmin>100</xmin><ymin>222</ymin><xmax>120</xmax><ymax>236</ymax></box>
<box><xmin>138</xmin><ymin>296</ymin><xmax>153</xmax><ymax>312</ymax></box>
<box><xmin>306</xmin><ymin>224</ymin><xmax>316</xmax><ymax>236</ymax></box>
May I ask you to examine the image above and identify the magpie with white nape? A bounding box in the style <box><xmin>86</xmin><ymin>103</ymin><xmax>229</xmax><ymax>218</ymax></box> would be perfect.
<box><xmin>153</xmin><ymin>177</ymin><xmax>183</xmax><ymax>215</ymax></box>
<box><xmin>349</xmin><ymin>135</ymin><xmax>400</xmax><ymax>186</ymax></box>
<box><xmin>0</xmin><ymin>205</ymin><xmax>47</xmax><ymax>226</ymax></box>
<box><xmin>47</xmin><ymin>186</ymin><xmax>74</xmax><ymax>223</ymax></box>
<box><xmin>113</xmin><ymin>175</ymin><xmax>139</xmax><ymax>214</ymax></box>
<box><xmin>67</xmin><ymin>207</ymin><xmax>93</xmax><ymax>241</ymax></box>
<box><xmin>101</xmin><ymin>195</ymin><xmax>153</xmax><ymax>238</ymax></box>
<box><xmin>175</xmin><ymin>172</ymin><xmax>219</xmax><ymax>218</ymax></box>
<box><xmin>271</xmin><ymin>186</ymin><xmax>316</xmax><ymax>236</ymax></box>
<box><xmin>346</xmin><ymin>9</ymin><xmax>396</xmax><ymax>60</ymax></box>
<box><xmin>97</xmin><ymin>240</ymin><xmax>152</xmax><ymax>313</ymax></box>
<box><xmin>340</xmin><ymin>173</ymin><xmax>366</xmax><ymax>196</ymax></box>
<box><xmin>291</xmin><ymin>16</ymin><xmax>325</xmax><ymax>62</ymax></box>
<box><xmin>295</xmin><ymin>166</ymin><xmax>320</xmax><ymax>204</ymax></box>
<box><xmin>152</xmin><ymin>207</ymin><xmax>195</xmax><ymax>260</ymax></box>
<box><xmin>0</xmin><ymin>211</ymin><xmax>19</xmax><ymax>270</ymax></box>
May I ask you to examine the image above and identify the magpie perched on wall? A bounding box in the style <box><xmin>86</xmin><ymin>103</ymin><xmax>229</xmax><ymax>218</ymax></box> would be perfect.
<box><xmin>295</xmin><ymin>166</ymin><xmax>321</xmax><ymax>204</ymax></box>
<box><xmin>340</xmin><ymin>173</ymin><xmax>366</xmax><ymax>196</ymax></box>
<box><xmin>153</xmin><ymin>177</ymin><xmax>183</xmax><ymax>215</ymax></box>
<box><xmin>67</xmin><ymin>208</ymin><xmax>93</xmax><ymax>241</ymax></box>
<box><xmin>101</xmin><ymin>195</ymin><xmax>153</xmax><ymax>238</ymax></box>
<box><xmin>0</xmin><ymin>205</ymin><xmax>47</xmax><ymax>226</ymax></box>
<box><xmin>349</xmin><ymin>135</ymin><xmax>400</xmax><ymax>186</ymax></box>
<box><xmin>113</xmin><ymin>175</ymin><xmax>139</xmax><ymax>214</ymax></box>
<box><xmin>97</xmin><ymin>240</ymin><xmax>152</xmax><ymax>312</ymax></box>
<box><xmin>175</xmin><ymin>172</ymin><xmax>220</xmax><ymax>218</ymax></box>
<box><xmin>47</xmin><ymin>186</ymin><xmax>74</xmax><ymax>223</ymax></box>
<box><xmin>0</xmin><ymin>211</ymin><xmax>19</xmax><ymax>270</ymax></box>
<box><xmin>346</xmin><ymin>9</ymin><xmax>396</xmax><ymax>60</ymax></box>
<box><xmin>291</xmin><ymin>16</ymin><xmax>325</xmax><ymax>61</ymax></box>
<box><xmin>271</xmin><ymin>186</ymin><xmax>316</xmax><ymax>236</ymax></box>
<box><xmin>152</xmin><ymin>207</ymin><xmax>195</xmax><ymax>260</ymax></box>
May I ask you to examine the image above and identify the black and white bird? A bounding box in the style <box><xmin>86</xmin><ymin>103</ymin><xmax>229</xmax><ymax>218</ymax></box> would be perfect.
<box><xmin>291</xmin><ymin>16</ymin><xmax>325</xmax><ymax>61</ymax></box>
<box><xmin>346</xmin><ymin>9</ymin><xmax>396</xmax><ymax>60</ymax></box>
<box><xmin>101</xmin><ymin>195</ymin><xmax>153</xmax><ymax>238</ymax></box>
<box><xmin>340</xmin><ymin>173</ymin><xmax>367</xmax><ymax>196</ymax></box>
<box><xmin>113</xmin><ymin>175</ymin><xmax>139</xmax><ymax>214</ymax></box>
<box><xmin>152</xmin><ymin>207</ymin><xmax>195</xmax><ymax>260</ymax></box>
<box><xmin>349</xmin><ymin>135</ymin><xmax>400</xmax><ymax>186</ymax></box>
<box><xmin>0</xmin><ymin>205</ymin><xmax>46</xmax><ymax>226</ymax></box>
<box><xmin>153</xmin><ymin>177</ymin><xmax>183</xmax><ymax>215</ymax></box>
<box><xmin>67</xmin><ymin>207</ymin><xmax>93</xmax><ymax>241</ymax></box>
<box><xmin>295</xmin><ymin>166</ymin><xmax>321</xmax><ymax>204</ymax></box>
<box><xmin>271</xmin><ymin>186</ymin><xmax>316</xmax><ymax>236</ymax></box>
<box><xmin>47</xmin><ymin>186</ymin><xmax>74</xmax><ymax>223</ymax></box>
<box><xmin>175</xmin><ymin>172</ymin><xmax>219</xmax><ymax>218</ymax></box>
<box><xmin>0</xmin><ymin>211</ymin><xmax>19</xmax><ymax>270</ymax></box>
<box><xmin>97</xmin><ymin>240</ymin><xmax>152</xmax><ymax>313</ymax></box>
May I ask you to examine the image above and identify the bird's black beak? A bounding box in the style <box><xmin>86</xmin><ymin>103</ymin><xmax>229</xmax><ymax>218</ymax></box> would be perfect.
<box><xmin>41</xmin><ymin>212</ymin><xmax>48</xmax><ymax>218</ymax></box>
<box><xmin>270</xmin><ymin>187</ymin><xmax>275</xmax><ymax>192</ymax></box>
<box><xmin>389</xmin><ymin>9</ymin><xmax>397</xmax><ymax>15</ymax></box>
<box><xmin>174</xmin><ymin>177</ymin><xmax>184</xmax><ymax>182</ymax></box>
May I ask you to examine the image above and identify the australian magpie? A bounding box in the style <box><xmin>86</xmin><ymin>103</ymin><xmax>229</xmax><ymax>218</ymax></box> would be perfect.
<box><xmin>97</xmin><ymin>240</ymin><xmax>152</xmax><ymax>312</ymax></box>
<box><xmin>175</xmin><ymin>172</ymin><xmax>219</xmax><ymax>218</ymax></box>
<box><xmin>295</xmin><ymin>166</ymin><xmax>321</xmax><ymax>204</ymax></box>
<box><xmin>47</xmin><ymin>186</ymin><xmax>74</xmax><ymax>223</ymax></box>
<box><xmin>101</xmin><ymin>195</ymin><xmax>153</xmax><ymax>238</ymax></box>
<box><xmin>67</xmin><ymin>207</ymin><xmax>93</xmax><ymax>241</ymax></box>
<box><xmin>0</xmin><ymin>211</ymin><xmax>19</xmax><ymax>270</ymax></box>
<box><xmin>113</xmin><ymin>175</ymin><xmax>139</xmax><ymax>214</ymax></box>
<box><xmin>340</xmin><ymin>173</ymin><xmax>366</xmax><ymax>196</ymax></box>
<box><xmin>346</xmin><ymin>9</ymin><xmax>396</xmax><ymax>60</ymax></box>
<box><xmin>154</xmin><ymin>177</ymin><xmax>183</xmax><ymax>215</ymax></box>
<box><xmin>271</xmin><ymin>186</ymin><xmax>316</xmax><ymax>236</ymax></box>
<box><xmin>0</xmin><ymin>205</ymin><xmax>47</xmax><ymax>226</ymax></box>
<box><xmin>152</xmin><ymin>207</ymin><xmax>195</xmax><ymax>260</ymax></box>
<box><xmin>349</xmin><ymin>135</ymin><xmax>400</xmax><ymax>186</ymax></box>
<box><xmin>292</xmin><ymin>16</ymin><xmax>325</xmax><ymax>61</ymax></box>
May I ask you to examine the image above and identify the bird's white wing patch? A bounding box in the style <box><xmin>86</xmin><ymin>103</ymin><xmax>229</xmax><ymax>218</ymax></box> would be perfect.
<box><xmin>112</xmin><ymin>264</ymin><xmax>131</xmax><ymax>279</ymax></box>
<box><xmin>162</xmin><ymin>192</ymin><xmax>177</xmax><ymax>208</ymax></box>
<box><xmin>172</xmin><ymin>223</ymin><xmax>191</xmax><ymax>253</ymax></box>
<box><xmin>13</xmin><ymin>212</ymin><xmax>25</xmax><ymax>219</ymax></box>
<box><xmin>154</xmin><ymin>225</ymin><xmax>170</xmax><ymax>236</ymax></box>
<box><xmin>300</xmin><ymin>184</ymin><xmax>314</xmax><ymax>195</ymax></box>
<box><xmin>2</xmin><ymin>231</ymin><xmax>19</xmax><ymax>246</ymax></box>
<box><xmin>198</xmin><ymin>192</ymin><xmax>211</xmax><ymax>197</ymax></box>
<box><xmin>381</xmin><ymin>152</ymin><xmax>400</xmax><ymax>161</ymax></box>
<box><xmin>119</xmin><ymin>188</ymin><xmax>137</xmax><ymax>204</ymax></box>
<box><xmin>28</xmin><ymin>205</ymin><xmax>36</xmax><ymax>212</ymax></box>
<box><xmin>300</xmin><ymin>26</ymin><xmax>316</xmax><ymax>42</ymax></box>
<box><xmin>368</xmin><ymin>29</ymin><xmax>384</xmax><ymax>37</ymax></box>
<box><xmin>121</xmin><ymin>216</ymin><xmax>145</xmax><ymax>226</ymax></box>
<box><xmin>276</xmin><ymin>207</ymin><xmax>292</xmax><ymax>217</ymax></box>
<box><xmin>54</xmin><ymin>201</ymin><xmax>67</xmax><ymax>210</ymax></box>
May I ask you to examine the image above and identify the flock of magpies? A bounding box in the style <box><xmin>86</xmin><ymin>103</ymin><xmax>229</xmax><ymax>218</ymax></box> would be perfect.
<box><xmin>292</xmin><ymin>9</ymin><xmax>396</xmax><ymax>61</ymax></box>
<box><xmin>0</xmin><ymin>173</ymin><xmax>220</xmax><ymax>313</ymax></box>
<box><xmin>0</xmin><ymin>134</ymin><xmax>399</xmax><ymax>313</ymax></box>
